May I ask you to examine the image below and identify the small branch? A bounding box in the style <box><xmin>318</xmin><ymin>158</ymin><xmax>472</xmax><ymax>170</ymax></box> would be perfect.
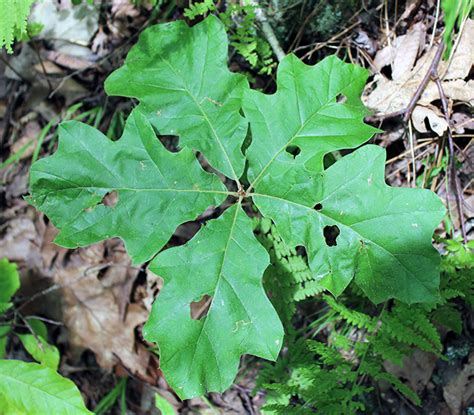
<box><xmin>432</xmin><ymin>68</ymin><xmax>468</xmax><ymax>244</ymax></box>
<box><xmin>403</xmin><ymin>41</ymin><xmax>445</xmax><ymax>122</ymax></box>
<box><xmin>249</xmin><ymin>1</ymin><xmax>286</xmax><ymax>62</ymax></box>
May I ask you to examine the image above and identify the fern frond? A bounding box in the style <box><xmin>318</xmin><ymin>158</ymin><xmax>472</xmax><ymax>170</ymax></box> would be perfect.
<box><xmin>324</xmin><ymin>295</ymin><xmax>376</xmax><ymax>331</ymax></box>
<box><xmin>0</xmin><ymin>0</ymin><xmax>35</xmax><ymax>53</ymax></box>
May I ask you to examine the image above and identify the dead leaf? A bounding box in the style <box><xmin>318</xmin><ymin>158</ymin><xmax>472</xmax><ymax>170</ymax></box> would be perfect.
<box><xmin>451</xmin><ymin>113</ymin><xmax>474</xmax><ymax>134</ymax></box>
<box><xmin>33</xmin><ymin>61</ymin><xmax>63</xmax><ymax>75</ymax></box>
<box><xmin>443</xmin><ymin>353</ymin><xmax>474</xmax><ymax>415</ymax></box>
<box><xmin>10</xmin><ymin>120</ymin><xmax>41</xmax><ymax>160</ymax></box>
<box><xmin>374</xmin><ymin>44</ymin><xmax>394</xmax><ymax>71</ymax></box>
<box><xmin>44</xmin><ymin>51</ymin><xmax>93</xmax><ymax>71</ymax></box>
<box><xmin>384</xmin><ymin>350</ymin><xmax>438</xmax><ymax>393</ymax></box>
<box><xmin>392</xmin><ymin>22</ymin><xmax>426</xmax><ymax>80</ymax></box>
<box><xmin>53</xmin><ymin>241</ymin><xmax>151</xmax><ymax>379</ymax></box>
<box><xmin>0</xmin><ymin>217</ymin><xmax>44</xmax><ymax>270</ymax></box>
<box><xmin>111</xmin><ymin>0</ymin><xmax>140</xmax><ymax>18</ymax></box>
<box><xmin>412</xmin><ymin>105</ymin><xmax>448</xmax><ymax>136</ymax></box>
<box><xmin>30</xmin><ymin>0</ymin><xmax>99</xmax><ymax>59</ymax></box>
<box><xmin>365</xmin><ymin>19</ymin><xmax>474</xmax><ymax>115</ymax></box>
<box><xmin>444</xmin><ymin>18</ymin><xmax>474</xmax><ymax>80</ymax></box>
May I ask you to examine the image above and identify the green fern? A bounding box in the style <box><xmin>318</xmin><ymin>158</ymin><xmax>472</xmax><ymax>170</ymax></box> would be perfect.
<box><xmin>184</xmin><ymin>1</ymin><xmax>277</xmax><ymax>75</ymax></box>
<box><xmin>254</xmin><ymin>217</ymin><xmax>325</xmax><ymax>326</ymax></box>
<box><xmin>324</xmin><ymin>294</ymin><xmax>376</xmax><ymax>331</ymax></box>
<box><xmin>183</xmin><ymin>0</ymin><xmax>216</xmax><ymax>19</ymax></box>
<box><xmin>256</xmin><ymin>236</ymin><xmax>473</xmax><ymax>412</ymax></box>
<box><xmin>0</xmin><ymin>0</ymin><xmax>35</xmax><ymax>53</ymax></box>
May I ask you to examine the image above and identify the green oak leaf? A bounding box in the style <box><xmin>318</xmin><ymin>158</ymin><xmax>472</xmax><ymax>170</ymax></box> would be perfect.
<box><xmin>244</xmin><ymin>54</ymin><xmax>380</xmax><ymax>201</ymax></box>
<box><xmin>28</xmin><ymin>15</ymin><xmax>446</xmax><ymax>400</ymax></box>
<box><xmin>0</xmin><ymin>360</ymin><xmax>91</xmax><ymax>414</ymax></box>
<box><xmin>105</xmin><ymin>15</ymin><xmax>249</xmax><ymax>182</ymax></box>
<box><xmin>0</xmin><ymin>258</ymin><xmax>20</xmax><ymax>312</ymax></box>
<box><xmin>144</xmin><ymin>204</ymin><xmax>283</xmax><ymax>398</ymax></box>
<box><xmin>253</xmin><ymin>145</ymin><xmax>445</xmax><ymax>303</ymax></box>
<box><xmin>28</xmin><ymin>109</ymin><xmax>227</xmax><ymax>264</ymax></box>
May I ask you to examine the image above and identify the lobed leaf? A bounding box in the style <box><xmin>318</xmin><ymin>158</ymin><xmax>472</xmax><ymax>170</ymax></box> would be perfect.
<box><xmin>244</xmin><ymin>54</ymin><xmax>380</xmax><ymax>200</ymax></box>
<box><xmin>144</xmin><ymin>204</ymin><xmax>283</xmax><ymax>398</ymax></box>
<box><xmin>254</xmin><ymin>145</ymin><xmax>445</xmax><ymax>303</ymax></box>
<box><xmin>105</xmin><ymin>15</ymin><xmax>249</xmax><ymax>181</ymax></box>
<box><xmin>28</xmin><ymin>110</ymin><xmax>227</xmax><ymax>264</ymax></box>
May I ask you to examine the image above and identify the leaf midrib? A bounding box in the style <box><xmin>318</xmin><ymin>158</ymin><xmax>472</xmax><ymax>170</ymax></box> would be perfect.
<box><xmin>37</xmin><ymin>186</ymin><xmax>235</xmax><ymax>200</ymax></box>
<box><xmin>185</xmin><ymin>204</ymin><xmax>241</xmax><ymax>389</ymax></box>
<box><xmin>151</xmin><ymin>52</ymin><xmax>241</xmax><ymax>183</ymax></box>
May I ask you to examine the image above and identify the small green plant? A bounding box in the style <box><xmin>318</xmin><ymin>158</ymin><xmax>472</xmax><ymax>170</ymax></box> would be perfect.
<box><xmin>185</xmin><ymin>0</ymin><xmax>276</xmax><ymax>74</ymax></box>
<box><xmin>0</xmin><ymin>258</ymin><xmax>91</xmax><ymax>413</ymax></box>
<box><xmin>442</xmin><ymin>0</ymin><xmax>473</xmax><ymax>57</ymax></box>
<box><xmin>0</xmin><ymin>0</ymin><xmax>36</xmax><ymax>53</ymax></box>
<box><xmin>257</xmin><ymin>239</ymin><xmax>473</xmax><ymax>412</ymax></box>
<box><xmin>28</xmin><ymin>16</ymin><xmax>445</xmax><ymax>399</ymax></box>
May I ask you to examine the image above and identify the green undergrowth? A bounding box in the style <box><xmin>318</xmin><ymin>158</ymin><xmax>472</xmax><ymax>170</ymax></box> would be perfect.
<box><xmin>185</xmin><ymin>0</ymin><xmax>276</xmax><ymax>75</ymax></box>
<box><xmin>0</xmin><ymin>258</ymin><xmax>91</xmax><ymax>413</ymax></box>
<box><xmin>255</xmin><ymin>228</ymin><xmax>473</xmax><ymax>413</ymax></box>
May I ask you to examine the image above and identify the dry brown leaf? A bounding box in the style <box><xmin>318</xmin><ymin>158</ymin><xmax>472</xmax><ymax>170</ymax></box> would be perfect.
<box><xmin>384</xmin><ymin>350</ymin><xmax>438</xmax><ymax>393</ymax></box>
<box><xmin>0</xmin><ymin>217</ymin><xmax>44</xmax><ymax>269</ymax></box>
<box><xmin>53</xmin><ymin>241</ymin><xmax>150</xmax><ymax>378</ymax></box>
<box><xmin>373</xmin><ymin>44</ymin><xmax>393</xmax><ymax>71</ymax></box>
<box><xmin>452</xmin><ymin>113</ymin><xmax>474</xmax><ymax>134</ymax></box>
<box><xmin>44</xmin><ymin>51</ymin><xmax>93</xmax><ymax>71</ymax></box>
<box><xmin>443</xmin><ymin>353</ymin><xmax>474</xmax><ymax>415</ymax></box>
<box><xmin>412</xmin><ymin>105</ymin><xmax>448</xmax><ymax>136</ymax></box>
<box><xmin>444</xmin><ymin>18</ymin><xmax>474</xmax><ymax>80</ymax></box>
<box><xmin>391</xmin><ymin>22</ymin><xmax>426</xmax><ymax>80</ymax></box>
<box><xmin>33</xmin><ymin>61</ymin><xmax>64</xmax><ymax>75</ymax></box>
<box><xmin>365</xmin><ymin>19</ymin><xmax>474</xmax><ymax>117</ymax></box>
<box><xmin>10</xmin><ymin>120</ymin><xmax>41</xmax><ymax>160</ymax></box>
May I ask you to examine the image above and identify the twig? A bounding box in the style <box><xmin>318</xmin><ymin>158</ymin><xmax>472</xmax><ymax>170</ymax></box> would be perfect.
<box><xmin>299</xmin><ymin>20</ymin><xmax>361</xmax><ymax>59</ymax></box>
<box><xmin>249</xmin><ymin>1</ymin><xmax>286</xmax><ymax>62</ymax></box>
<box><xmin>432</xmin><ymin>68</ymin><xmax>468</xmax><ymax>243</ymax></box>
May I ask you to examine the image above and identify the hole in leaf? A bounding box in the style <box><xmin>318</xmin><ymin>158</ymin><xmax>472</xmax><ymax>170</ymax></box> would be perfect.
<box><xmin>313</xmin><ymin>203</ymin><xmax>323</xmax><ymax>211</ymax></box>
<box><xmin>295</xmin><ymin>245</ymin><xmax>308</xmax><ymax>258</ymax></box>
<box><xmin>323</xmin><ymin>225</ymin><xmax>340</xmax><ymax>247</ymax></box>
<box><xmin>336</xmin><ymin>94</ymin><xmax>347</xmax><ymax>104</ymax></box>
<box><xmin>285</xmin><ymin>145</ymin><xmax>301</xmax><ymax>158</ymax></box>
<box><xmin>102</xmin><ymin>190</ymin><xmax>118</xmax><ymax>208</ymax></box>
<box><xmin>190</xmin><ymin>294</ymin><xmax>212</xmax><ymax>320</ymax></box>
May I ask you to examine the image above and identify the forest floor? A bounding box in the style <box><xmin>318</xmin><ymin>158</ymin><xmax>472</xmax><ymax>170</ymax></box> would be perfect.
<box><xmin>0</xmin><ymin>1</ymin><xmax>472</xmax><ymax>414</ymax></box>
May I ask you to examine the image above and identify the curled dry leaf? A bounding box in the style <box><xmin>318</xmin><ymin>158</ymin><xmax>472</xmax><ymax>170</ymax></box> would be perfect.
<box><xmin>412</xmin><ymin>105</ymin><xmax>448</xmax><ymax>136</ymax></box>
